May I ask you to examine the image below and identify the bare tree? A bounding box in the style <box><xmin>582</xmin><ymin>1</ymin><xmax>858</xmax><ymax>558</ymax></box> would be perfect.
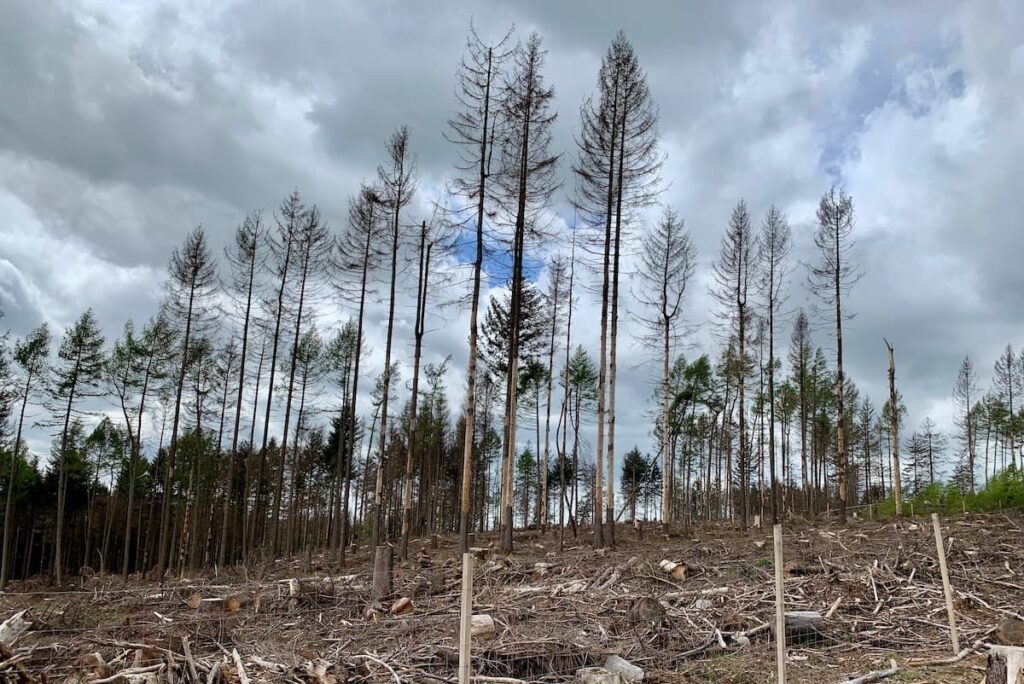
<box><xmin>994</xmin><ymin>345</ymin><xmax>1018</xmax><ymax>470</ymax></box>
<box><xmin>332</xmin><ymin>185</ymin><xmax>386</xmax><ymax>564</ymax></box>
<box><xmin>446</xmin><ymin>23</ymin><xmax>515</xmax><ymax>554</ymax></box>
<box><xmin>251</xmin><ymin>193</ymin><xmax>303</xmax><ymax>553</ymax></box>
<box><xmin>574</xmin><ymin>31</ymin><xmax>662</xmax><ymax>547</ymax></box>
<box><xmin>221</xmin><ymin>211</ymin><xmax>263</xmax><ymax>566</ymax></box>
<box><xmin>272</xmin><ymin>204</ymin><xmax>330</xmax><ymax>556</ymax></box>
<box><xmin>399</xmin><ymin>212</ymin><xmax>451</xmax><ymax>559</ymax></box>
<box><xmin>495</xmin><ymin>32</ymin><xmax>560</xmax><ymax>553</ymax></box>
<box><xmin>372</xmin><ymin>127</ymin><xmax>417</xmax><ymax>548</ymax></box>
<box><xmin>809</xmin><ymin>187</ymin><xmax>861</xmax><ymax>520</ymax></box>
<box><xmin>634</xmin><ymin>207</ymin><xmax>696</xmax><ymax>529</ymax></box>
<box><xmin>157</xmin><ymin>228</ymin><xmax>217</xmax><ymax>579</ymax></box>
<box><xmin>711</xmin><ymin>200</ymin><xmax>754</xmax><ymax>528</ymax></box>
<box><xmin>885</xmin><ymin>339</ymin><xmax>903</xmax><ymax>517</ymax></box>
<box><xmin>541</xmin><ymin>255</ymin><xmax>568</xmax><ymax>531</ymax></box>
<box><xmin>756</xmin><ymin>205</ymin><xmax>792</xmax><ymax>523</ymax></box>
<box><xmin>953</xmin><ymin>355</ymin><xmax>978</xmax><ymax>493</ymax></box>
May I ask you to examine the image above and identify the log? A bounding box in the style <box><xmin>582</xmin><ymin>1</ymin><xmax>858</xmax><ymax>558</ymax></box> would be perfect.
<box><xmin>0</xmin><ymin>610</ymin><xmax>30</xmax><ymax>647</ymax></box>
<box><xmin>225</xmin><ymin>592</ymin><xmax>251</xmax><ymax>612</ymax></box>
<box><xmin>603</xmin><ymin>655</ymin><xmax>643</xmax><ymax>683</ymax></box>
<box><xmin>770</xmin><ymin>611</ymin><xmax>825</xmax><ymax>643</ymax></box>
<box><xmin>838</xmin><ymin>659</ymin><xmax>898</xmax><ymax>684</ymax></box>
<box><xmin>987</xmin><ymin>645</ymin><xmax>1024</xmax><ymax>684</ymax></box>
<box><xmin>197</xmin><ymin>598</ymin><xmax>226</xmax><ymax>613</ymax></box>
<box><xmin>470</xmin><ymin>614</ymin><xmax>495</xmax><ymax>638</ymax></box>
<box><xmin>390</xmin><ymin>597</ymin><xmax>413</xmax><ymax>615</ymax></box>
<box><xmin>576</xmin><ymin>667</ymin><xmax>623</xmax><ymax>683</ymax></box>
<box><xmin>658</xmin><ymin>559</ymin><xmax>695</xmax><ymax>581</ymax></box>
<box><xmin>232</xmin><ymin>648</ymin><xmax>250</xmax><ymax>684</ymax></box>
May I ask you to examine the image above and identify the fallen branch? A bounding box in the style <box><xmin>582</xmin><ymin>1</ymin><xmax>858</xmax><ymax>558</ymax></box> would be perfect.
<box><xmin>839</xmin><ymin>659</ymin><xmax>898</xmax><ymax>684</ymax></box>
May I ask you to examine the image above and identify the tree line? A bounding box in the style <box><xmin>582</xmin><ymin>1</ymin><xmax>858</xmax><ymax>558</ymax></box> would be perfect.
<box><xmin>1</xmin><ymin>26</ymin><xmax>1021</xmax><ymax>584</ymax></box>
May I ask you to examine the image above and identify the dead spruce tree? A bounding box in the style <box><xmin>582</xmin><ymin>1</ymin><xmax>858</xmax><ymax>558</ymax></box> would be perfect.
<box><xmin>711</xmin><ymin>200</ymin><xmax>753</xmax><ymax>528</ymax></box>
<box><xmin>271</xmin><ymin>204</ymin><xmax>329</xmax><ymax>556</ymax></box>
<box><xmin>157</xmin><ymin>228</ymin><xmax>217</xmax><ymax>579</ymax></box>
<box><xmin>399</xmin><ymin>212</ymin><xmax>452</xmax><ymax>559</ymax></box>
<box><xmin>634</xmin><ymin>206</ymin><xmax>695</xmax><ymax>530</ymax></box>
<box><xmin>809</xmin><ymin>187</ymin><xmax>861</xmax><ymax>521</ymax></box>
<box><xmin>332</xmin><ymin>185</ymin><xmax>385</xmax><ymax>564</ymax></box>
<box><xmin>252</xmin><ymin>192</ymin><xmax>303</xmax><ymax>552</ymax></box>
<box><xmin>372</xmin><ymin>127</ymin><xmax>417</xmax><ymax>548</ymax></box>
<box><xmin>325</xmin><ymin>321</ymin><xmax>358</xmax><ymax>560</ymax></box>
<box><xmin>445</xmin><ymin>23</ymin><xmax>514</xmax><ymax>553</ymax></box>
<box><xmin>756</xmin><ymin>205</ymin><xmax>791</xmax><ymax>523</ymax></box>
<box><xmin>556</xmin><ymin>231</ymin><xmax>578</xmax><ymax>547</ymax></box>
<box><xmin>993</xmin><ymin>345</ymin><xmax>1018</xmax><ymax>470</ymax></box>
<box><xmin>574</xmin><ymin>31</ymin><xmax>662</xmax><ymax>547</ymax></box>
<box><xmin>541</xmin><ymin>255</ymin><xmax>568</xmax><ymax>531</ymax></box>
<box><xmin>221</xmin><ymin>211</ymin><xmax>264</xmax><ymax>565</ymax></box>
<box><xmin>495</xmin><ymin>32</ymin><xmax>559</xmax><ymax>554</ymax></box>
<box><xmin>953</xmin><ymin>355</ymin><xmax>978</xmax><ymax>493</ymax></box>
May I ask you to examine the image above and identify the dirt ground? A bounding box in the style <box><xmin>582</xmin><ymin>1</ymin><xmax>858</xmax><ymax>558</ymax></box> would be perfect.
<box><xmin>1</xmin><ymin>512</ymin><xmax>1022</xmax><ymax>683</ymax></box>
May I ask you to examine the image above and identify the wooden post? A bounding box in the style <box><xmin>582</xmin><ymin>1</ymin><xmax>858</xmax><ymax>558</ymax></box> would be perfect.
<box><xmin>773</xmin><ymin>523</ymin><xmax>787</xmax><ymax>683</ymax></box>
<box><xmin>459</xmin><ymin>553</ymin><xmax>474</xmax><ymax>684</ymax></box>
<box><xmin>931</xmin><ymin>513</ymin><xmax>960</xmax><ymax>654</ymax></box>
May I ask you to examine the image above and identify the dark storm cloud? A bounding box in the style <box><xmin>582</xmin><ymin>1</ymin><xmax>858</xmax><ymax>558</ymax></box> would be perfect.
<box><xmin>1</xmin><ymin>0</ymin><xmax>1023</xmax><ymax>471</ymax></box>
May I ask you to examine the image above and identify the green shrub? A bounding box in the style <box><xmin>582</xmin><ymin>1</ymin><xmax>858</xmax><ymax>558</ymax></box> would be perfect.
<box><xmin>872</xmin><ymin>466</ymin><xmax>1023</xmax><ymax>517</ymax></box>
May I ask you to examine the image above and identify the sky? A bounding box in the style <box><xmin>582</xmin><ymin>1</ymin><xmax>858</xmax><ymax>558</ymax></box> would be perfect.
<box><xmin>1</xmin><ymin>0</ymin><xmax>1023</xmax><ymax>478</ymax></box>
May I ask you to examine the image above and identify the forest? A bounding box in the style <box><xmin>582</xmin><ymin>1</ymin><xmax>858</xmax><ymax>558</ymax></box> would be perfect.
<box><xmin>2</xmin><ymin>25</ymin><xmax>1023</xmax><ymax>590</ymax></box>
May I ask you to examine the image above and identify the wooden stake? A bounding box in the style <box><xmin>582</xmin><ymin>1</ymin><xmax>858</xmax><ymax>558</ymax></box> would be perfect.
<box><xmin>931</xmin><ymin>513</ymin><xmax>960</xmax><ymax>654</ymax></box>
<box><xmin>773</xmin><ymin>523</ymin><xmax>787</xmax><ymax>683</ymax></box>
<box><xmin>458</xmin><ymin>552</ymin><xmax>474</xmax><ymax>684</ymax></box>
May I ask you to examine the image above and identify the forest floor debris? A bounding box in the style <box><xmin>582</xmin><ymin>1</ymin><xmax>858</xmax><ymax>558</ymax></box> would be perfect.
<box><xmin>1</xmin><ymin>512</ymin><xmax>1022</xmax><ymax>683</ymax></box>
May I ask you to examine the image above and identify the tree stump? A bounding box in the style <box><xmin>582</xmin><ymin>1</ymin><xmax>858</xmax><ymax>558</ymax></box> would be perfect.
<box><xmin>371</xmin><ymin>545</ymin><xmax>394</xmax><ymax>604</ymax></box>
<box><xmin>987</xmin><ymin>645</ymin><xmax>1024</xmax><ymax>684</ymax></box>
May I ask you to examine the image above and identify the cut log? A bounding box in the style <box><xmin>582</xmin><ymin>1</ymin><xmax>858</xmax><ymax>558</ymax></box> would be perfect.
<box><xmin>390</xmin><ymin>597</ymin><xmax>413</xmax><ymax>615</ymax></box>
<box><xmin>576</xmin><ymin>667</ymin><xmax>622</xmax><ymax>683</ymax></box>
<box><xmin>532</xmin><ymin>562</ymin><xmax>552</xmax><ymax>579</ymax></box>
<box><xmin>603</xmin><ymin>655</ymin><xmax>643</xmax><ymax>682</ymax></box>
<box><xmin>987</xmin><ymin>645</ymin><xmax>1024</xmax><ymax>684</ymax></box>
<box><xmin>0</xmin><ymin>610</ymin><xmax>30</xmax><ymax>648</ymax></box>
<box><xmin>470</xmin><ymin>614</ymin><xmax>495</xmax><ymax>638</ymax></box>
<box><xmin>197</xmin><ymin>598</ymin><xmax>226</xmax><ymax>613</ymax></box>
<box><xmin>225</xmin><ymin>593</ymin><xmax>251</xmax><ymax>612</ymax></box>
<box><xmin>658</xmin><ymin>559</ymin><xmax>696</xmax><ymax>581</ymax></box>
<box><xmin>770</xmin><ymin>611</ymin><xmax>826</xmax><ymax>643</ymax></box>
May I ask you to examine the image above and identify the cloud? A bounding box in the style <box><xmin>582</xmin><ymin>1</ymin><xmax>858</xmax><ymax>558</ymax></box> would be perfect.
<box><xmin>1</xmin><ymin>0</ymin><xmax>1022</xmax><ymax>486</ymax></box>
